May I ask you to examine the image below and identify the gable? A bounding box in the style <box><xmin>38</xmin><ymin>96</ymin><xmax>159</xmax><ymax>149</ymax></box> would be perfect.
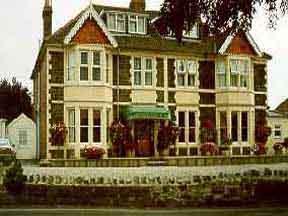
<box><xmin>276</xmin><ymin>99</ymin><xmax>288</xmax><ymax>113</ymax></box>
<box><xmin>226</xmin><ymin>33</ymin><xmax>256</xmax><ymax>55</ymax></box>
<box><xmin>72</xmin><ymin>19</ymin><xmax>110</xmax><ymax>44</ymax></box>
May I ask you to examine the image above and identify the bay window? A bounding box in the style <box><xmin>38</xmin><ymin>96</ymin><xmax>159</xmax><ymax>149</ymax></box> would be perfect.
<box><xmin>129</xmin><ymin>15</ymin><xmax>146</xmax><ymax>34</ymax></box>
<box><xmin>80</xmin><ymin>109</ymin><xmax>89</xmax><ymax>143</ymax></box>
<box><xmin>133</xmin><ymin>57</ymin><xmax>154</xmax><ymax>86</ymax></box>
<box><xmin>68</xmin><ymin>109</ymin><xmax>76</xmax><ymax>143</ymax></box>
<box><xmin>176</xmin><ymin>60</ymin><xmax>198</xmax><ymax>87</ymax></box>
<box><xmin>178</xmin><ymin>111</ymin><xmax>197</xmax><ymax>144</ymax></box>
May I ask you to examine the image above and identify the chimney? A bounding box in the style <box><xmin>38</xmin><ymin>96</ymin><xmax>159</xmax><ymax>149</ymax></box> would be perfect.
<box><xmin>42</xmin><ymin>0</ymin><xmax>52</xmax><ymax>40</ymax></box>
<box><xmin>129</xmin><ymin>0</ymin><xmax>146</xmax><ymax>12</ymax></box>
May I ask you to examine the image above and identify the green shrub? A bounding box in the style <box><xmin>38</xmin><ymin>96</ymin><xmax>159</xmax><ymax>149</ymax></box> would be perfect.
<box><xmin>3</xmin><ymin>160</ymin><xmax>27</xmax><ymax>195</ymax></box>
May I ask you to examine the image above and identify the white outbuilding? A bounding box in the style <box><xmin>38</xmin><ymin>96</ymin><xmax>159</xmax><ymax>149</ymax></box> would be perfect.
<box><xmin>7</xmin><ymin>114</ymin><xmax>36</xmax><ymax>159</ymax></box>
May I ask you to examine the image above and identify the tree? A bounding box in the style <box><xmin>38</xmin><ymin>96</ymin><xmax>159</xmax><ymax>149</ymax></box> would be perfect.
<box><xmin>3</xmin><ymin>160</ymin><xmax>27</xmax><ymax>196</ymax></box>
<box><xmin>0</xmin><ymin>78</ymin><xmax>33</xmax><ymax>122</ymax></box>
<box><xmin>156</xmin><ymin>0</ymin><xmax>288</xmax><ymax>41</ymax></box>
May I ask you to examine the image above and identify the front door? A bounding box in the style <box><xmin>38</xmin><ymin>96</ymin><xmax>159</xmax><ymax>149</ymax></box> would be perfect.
<box><xmin>134</xmin><ymin>120</ymin><xmax>154</xmax><ymax>157</ymax></box>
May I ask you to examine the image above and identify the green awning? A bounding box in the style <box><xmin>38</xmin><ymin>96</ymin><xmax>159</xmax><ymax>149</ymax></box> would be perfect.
<box><xmin>124</xmin><ymin>106</ymin><xmax>171</xmax><ymax>121</ymax></box>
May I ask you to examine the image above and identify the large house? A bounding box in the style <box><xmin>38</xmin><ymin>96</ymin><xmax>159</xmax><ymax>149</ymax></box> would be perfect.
<box><xmin>32</xmin><ymin>0</ymin><xmax>271</xmax><ymax>159</ymax></box>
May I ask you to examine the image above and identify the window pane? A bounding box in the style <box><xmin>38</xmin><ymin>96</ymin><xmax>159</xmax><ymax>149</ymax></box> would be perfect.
<box><xmin>108</xmin><ymin>14</ymin><xmax>116</xmax><ymax>30</ymax></box>
<box><xmin>217</xmin><ymin>74</ymin><xmax>226</xmax><ymax>87</ymax></box>
<box><xmin>240</xmin><ymin>75</ymin><xmax>248</xmax><ymax>87</ymax></box>
<box><xmin>187</xmin><ymin>61</ymin><xmax>196</xmax><ymax>74</ymax></box>
<box><xmin>145</xmin><ymin>71</ymin><xmax>152</xmax><ymax>86</ymax></box>
<box><xmin>134</xmin><ymin>71</ymin><xmax>141</xmax><ymax>85</ymax></box>
<box><xmin>93</xmin><ymin>67</ymin><xmax>101</xmax><ymax>81</ymax></box>
<box><xmin>230</xmin><ymin>59</ymin><xmax>238</xmax><ymax>73</ymax></box>
<box><xmin>188</xmin><ymin>74</ymin><xmax>195</xmax><ymax>86</ymax></box>
<box><xmin>177</xmin><ymin>60</ymin><xmax>185</xmax><ymax>72</ymax></box>
<box><xmin>231</xmin><ymin>74</ymin><xmax>238</xmax><ymax>87</ymax></box>
<box><xmin>68</xmin><ymin>109</ymin><xmax>75</xmax><ymax>126</ymax></box>
<box><xmin>129</xmin><ymin>16</ymin><xmax>137</xmax><ymax>32</ymax></box>
<box><xmin>178</xmin><ymin>112</ymin><xmax>185</xmax><ymax>127</ymax></box>
<box><xmin>80</xmin><ymin>67</ymin><xmax>88</xmax><ymax>80</ymax></box>
<box><xmin>80</xmin><ymin>109</ymin><xmax>88</xmax><ymax>126</ymax></box>
<box><xmin>232</xmin><ymin>112</ymin><xmax>238</xmax><ymax>142</ymax></box>
<box><xmin>93</xmin><ymin>52</ymin><xmax>100</xmax><ymax>65</ymax></box>
<box><xmin>134</xmin><ymin>58</ymin><xmax>141</xmax><ymax>70</ymax></box>
<box><xmin>93</xmin><ymin>110</ymin><xmax>101</xmax><ymax>126</ymax></box>
<box><xmin>81</xmin><ymin>52</ymin><xmax>88</xmax><ymax>65</ymax></box>
<box><xmin>189</xmin><ymin>128</ymin><xmax>195</xmax><ymax>143</ymax></box>
<box><xmin>138</xmin><ymin>17</ymin><xmax>145</xmax><ymax>33</ymax></box>
<box><xmin>178</xmin><ymin>74</ymin><xmax>185</xmax><ymax>86</ymax></box>
<box><xmin>189</xmin><ymin>112</ymin><xmax>195</xmax><ymax>143</ymax></box>
<box><xmin>80</xmin><ymin>127</ymin><xmax>88</xmax><ymax>143</ymax></box>
<box><xmin>220</xmin><ymin>112</ymin><xmax>227</xmax><ymax>144</ymax></box>
<box><xmin>179</xmin><ymin>128</ymin><xmax>185</xmax><ymax>142</ymax></box>
<box><xmin>69</xmin><ymin>127</ymin><xmax>75</xmax><ymax>143</ymax></box>
<box><xmin>189</xmin><ymin>112</ymin><xmax>195</xmax><ymax>127</ymax></box>
<box><xmin>93</xmin><ymin>127</ymin><xmax>101</xmax><ymax>143</ymax></box>
<box><xmin>19</xmin><ymin>130</ymin><xmax>27</xmax><ymax>146</ymax></box>
<box><xmin>241</xmin><ymin>112</ymin><xmax>248</xmax><ymax>142</ymax></box>
<box><xmin>145</xmin><ymin>58</ymin><xmax>152</xmax><ymax>70</ymax></box>
<box><xmin>117</xmin><ymin>14</ymin><xmax>125</xmax><ymax>31</ymax></box>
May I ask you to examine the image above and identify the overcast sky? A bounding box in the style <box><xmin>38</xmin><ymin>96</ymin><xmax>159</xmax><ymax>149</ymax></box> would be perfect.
<box><xmin>0</xmin><ymin>0</ymin><xmax>287</xmax><ymax>109</ymax></box>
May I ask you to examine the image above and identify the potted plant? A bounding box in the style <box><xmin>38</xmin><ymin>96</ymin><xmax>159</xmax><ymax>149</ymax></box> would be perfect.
<box><xmin>273</xmin><ymin>142</ymin><xmax>283</xmax><ymax>155</ymax></box>
<box><xmin>219</xmin><ymin>136</ymin><xmax>232</xmax><ymax>156</ymax></box>
<box><xmin>157</xmin><ymin>121</ymin><xmax>179</xmax><ymax>156</ymax></box>
<box><xmin>50</xmin><ymin>122</ymin><xmax>67</xmax><ymax>146</ymax></box>
<box><xmin>199</xmin><ymin>120</ymin><xmax>218</xmax><ymax>156</ymax></box>
<box><xmin>83</xmin><ymin>145</ymin><xmax>106</xmax><ymax>159</ymax></box>
<box><xmin>110</xmin><ymin>121</ymin><xmax>126</xmax><ymax>157</ymax></box>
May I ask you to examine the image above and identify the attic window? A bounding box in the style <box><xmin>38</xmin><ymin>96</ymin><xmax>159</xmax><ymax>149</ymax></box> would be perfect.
<box><xmin>107</xmin><ymin>13</ymin><xmax>126</xmax><ymax>32</ymax></box>
<box><xmin>129</xmin><ymin>15</ymin><xmax>146</xmax><ymax>34</ymax></box>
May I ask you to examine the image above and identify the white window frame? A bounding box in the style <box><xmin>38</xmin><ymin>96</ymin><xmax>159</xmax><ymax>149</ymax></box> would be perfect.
<box><xmin>177</xmin><ymin>110</ymin><xmax>197</xmax><ymax>145</ymax></box>
<box><xmin>18</xmin><ymin>130</ymin><xmax>28</xmax><ymax>148</ymax></box>
<box><xmin>77</xmin><ymin>49</ymin><xmax>105</xmax><ymax>83</ymax></box>
<box><xmin>128</xmin><ymin>15</ymin><xmax>146</xmax><ymax>34</ymax></box>
<box><xmin>68</xmin><ymin>108</ymin><xmax>76</xmax><ymax>144</ymax></box>
<box><xmin>216</xmin><ymin>60</ymin><xmax>227</xmax><ymax>88</ymax></box>
<box><xmin>107</xmin><ymin>13</ymin><xmax>126</xmax><ymax>32</ymax></box>
<box><xmin>183</xmin><ymin>23</ymin><xmax>199</xmax><ymax>39</ymax></box>
<box><xmin>274</xmin><ymin>125</ymin><xmax>282</xmax><ymax>139</ymax></box>
<box><xmin>132</xmin><ymin>57</ymin><xmax>154</xmax><ymax>87</ymax></box>
<box><xmin>80</xmin><ymin>51</ymin><xmax>89</xmax><ymax>81</ymax></box>
<box><xmin>80</xmin><ymin>108</ymin><xmax>89</xmax><ymax>144</ymax></box>
<box><xmin>92</xmin><ymin>51</ymin><xmax>101</xmax><ymax>81</ymax></box>
<box><xmin>176</xmin><ymin>59</ymin><xmax>198</xmax><ymax>88</ymax></box>
<box><xmin>229</xmin><ymin>58</ymin><xmax>249</xmax><ymax>88</ymax></box>
<box><xmin>92</xmin><ymin>109</ymin><xmax>101</xmax><ymax>144</ymax></box>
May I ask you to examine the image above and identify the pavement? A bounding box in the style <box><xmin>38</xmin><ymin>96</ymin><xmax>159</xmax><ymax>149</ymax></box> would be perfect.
<box><xmin>0</xmin><ymin>208</ymin><xmax>288</xmax><ymax>216</ymax></box>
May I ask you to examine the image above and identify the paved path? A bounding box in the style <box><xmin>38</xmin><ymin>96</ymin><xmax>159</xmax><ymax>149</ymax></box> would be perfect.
<box><xmin>0</xmin><ymin>208</ymin><xmax>288</xmax><ymax>216</ymax></box>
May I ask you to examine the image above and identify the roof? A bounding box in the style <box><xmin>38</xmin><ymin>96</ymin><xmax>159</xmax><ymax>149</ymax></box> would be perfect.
<box><xmin>31</xmin><ymin>3</ymin><xmax>271</xmax><ymax>78</ymax></box>
<box><xmin>267</xmin><ymin>110</ymin><xmax>288</xmax><ymax>118</ymax></box>
<box><xmin>276</xmin><ymin>99</ymin><xmax>288</xmax><ymax>114</ymax></box>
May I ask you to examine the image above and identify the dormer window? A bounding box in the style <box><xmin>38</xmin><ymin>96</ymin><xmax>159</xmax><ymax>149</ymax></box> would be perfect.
<box><xmin>183</xmin><ymin>24</ymin><xmax>199</xmax><ymax>39</ymax></box>
<box><xmin>129</xmin><ymin>15</ymin><xmax>146</xmax><ymax>34</ymax></box>
<box><xmin>107</xmin><ymin>13</ymin><xmax>126</xmax><ymax>32</ymax></box>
